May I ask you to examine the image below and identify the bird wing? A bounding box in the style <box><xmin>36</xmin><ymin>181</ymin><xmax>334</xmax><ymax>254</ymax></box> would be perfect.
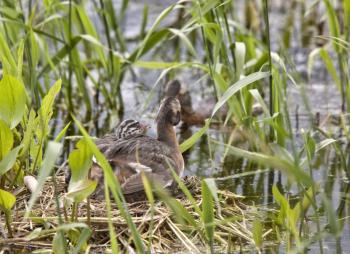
<box><xmin>105</xmin><ymin>135</ymin><xmax>178</xmax><ymax>173</ymax></box>
<box><xmin>95</xmin><ymin>134</ymin><xmax>118</xmax><ymax>153</ymax></box>
<box><xmin>104</xmin><ymin>136</ymin><xmax>177</xmax><ymax>191</ymax></box>
<box><xmin>121</xmin><ymin>172</ymin><xmax>172</xmax><ymax>194</ymax></box>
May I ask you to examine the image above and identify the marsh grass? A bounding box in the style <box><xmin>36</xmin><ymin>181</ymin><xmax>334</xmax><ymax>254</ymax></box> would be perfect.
<box><xmin>0</xmin><ymin>0</ymin><xmax>349</xmax><ymax>253</ymax></box>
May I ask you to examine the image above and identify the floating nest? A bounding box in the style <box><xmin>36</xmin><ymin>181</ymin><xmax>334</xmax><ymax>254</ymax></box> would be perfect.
<box><xmin>0</xmin><ymin>175</ymin><xmax>273</xmax><ymax>253</ymax></box>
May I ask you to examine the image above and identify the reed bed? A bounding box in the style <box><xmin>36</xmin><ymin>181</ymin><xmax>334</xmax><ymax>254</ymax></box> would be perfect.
<box><xmin>0</xmin><ymin>175</ymin><xmax>273</xmax><ymax>253</ymax></box>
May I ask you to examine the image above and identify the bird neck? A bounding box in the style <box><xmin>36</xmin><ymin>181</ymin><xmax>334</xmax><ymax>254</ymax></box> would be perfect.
<box><xmin>157</xmin><ymin>120</ymin><xmax>179</xmax><ymax>149</ymax></box>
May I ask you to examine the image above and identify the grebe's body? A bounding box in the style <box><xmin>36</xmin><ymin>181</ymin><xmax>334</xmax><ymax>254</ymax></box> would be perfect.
<box><xmin>92</xmin><ymin>97</ymin><xmax>184</xmax><ymax>200</ymax></box>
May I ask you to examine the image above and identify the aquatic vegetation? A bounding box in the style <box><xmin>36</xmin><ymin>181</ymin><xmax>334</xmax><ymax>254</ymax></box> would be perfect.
<box><xmin>0</xmin><ymin>0</ymin><xmax>349</xmax><ymax>253</ymax></box>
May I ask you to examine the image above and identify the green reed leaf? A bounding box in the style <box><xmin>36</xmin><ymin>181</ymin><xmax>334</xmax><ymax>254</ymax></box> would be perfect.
<box><xmin>252</xmin><ymin>219</ymin><xmax>263</xmax><ymax>249</ymax></box>
<box><xmin>201</xmin><ymin>179</ymin><xmax>215</xmax><ymax>246</ymax></box>
<box><xmin>71</xmin><ymin>228</ymin><xmax>92</xmax><ymax>254</ymax></box>
<box><xmin>211</xmin><ymin>72</ymin><xmax>270</xmax><ymax>118</ymax></box>
<box><xmin>249</xmin><ymin>89</ymin><xmax>270</xmax><ymax>116</ymax></box>
<box><xmin>214</xmin><ymin>140</ymin><xmax>312</xmax><ymax>186</ymax></box>
<box><xmin>293</xmin><ymin>183</ymin><xmax>319</xmax><ymax>219</ymax></box>
<box><xmin>54</xmin><ymin>122</ymin><xmax>71</xmax><ymax>142</ymax></box>
<box><xmin>319</xmin><ymin>48</ymin><xmax>341</xmax><ymax>91</ymax></box>
<box><xmin>169</xmin><ymin>28</ymin><xmax>197</xmax><ymax>57</ymax></box>
<box><xmin>234</xmin><ymin>42</ymin><xmax>246</xmax><ymax>79</ymax></box>
<box><xmin>132</xmin><ymin>3</ymin><xmax>175</xmax><ymax>62</ymax></box>
<box><xmin>75</xmin><ymin>5</ymin><xmax>106</xmax><ymax>68</ymax></box>
<box><xmin>53</xmin><ymin>230</ymin><xmax>67</xmax><ymax>254</ymax></box>
<box><xmin>38</xmin><ymin>36</ymin><xmax>81</xmax><ymax>77</ymax></box>
<box><xmin>128</xmin><ymin>29</ymin><xmax>170</xmax><ymax>63</ymax></box>
<box><xmin>180</xmin><ymin>119</ymin><xmax>210</xmax><ymax>153</ymax></box>
<box><xmin>155</xmin><ymin>185</ymin><xmax>198</xmax><ymax>227</ymax></box>
<box><xmin>323</xmin><ymin>0</ymin><xmax>341</xmax><ymax>52</ymax></box>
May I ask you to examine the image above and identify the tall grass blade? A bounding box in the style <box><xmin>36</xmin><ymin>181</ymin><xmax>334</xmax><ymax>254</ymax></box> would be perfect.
<box><xmin>201</xmin><ymin>179</ymin><xmax>215</xmax><ymax>250</ymax></box>
<box><xmin>180</xmin><ymin>120</ymin><xmax>210</xmax><ymax>153</ymax></box>
<box><xmin>211</xmin><ymin>72</ymin><xmax>270</xmax><ymax>117</ymax></box>
<box><xmin>25</xmin><ymin>141</ymin><xmax>63</xmax><ymax>217</ymax></box>
<box><xmin>71</xmin><ymin>115</ymin><xmax>145</xmax><ymax>253</ymax></box>
<box><xmin>213</xmin><ymin>139</ymin><xmax>312</xmax><ymax>186</ymax></box>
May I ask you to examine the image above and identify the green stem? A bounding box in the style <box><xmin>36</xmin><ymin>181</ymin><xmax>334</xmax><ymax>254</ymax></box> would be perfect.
<box><xmin>5</xmin><ymin>211</ymin><xmax>13</xmax><ymax>238</ymax></box>
<box><xmin>71</xmin><ymin>202</ymin><xmax>77</xmax><ymax>222</ymax></box>
<box><xmin>262</xmin><ymin>0</ymin><xmax>274</xmax><ymax>142</ymax></box>
<box><xmin>67</xmin><ymin>0</ymin><xmax>74</xmax><ymax>115</ymax></box>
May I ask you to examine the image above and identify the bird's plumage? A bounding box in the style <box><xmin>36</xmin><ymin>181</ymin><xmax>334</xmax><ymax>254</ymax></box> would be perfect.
<box><xmin>91</xmin><ymin>97</ymin><xmax>184</xmax><ymax>200</ymax></box>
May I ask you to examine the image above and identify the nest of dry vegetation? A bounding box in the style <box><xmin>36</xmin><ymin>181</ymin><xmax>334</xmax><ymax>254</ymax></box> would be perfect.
<box><xmin>0</xmin><ymin>175</ymin><xmax>271</xmax><ymax>253</ymax></box>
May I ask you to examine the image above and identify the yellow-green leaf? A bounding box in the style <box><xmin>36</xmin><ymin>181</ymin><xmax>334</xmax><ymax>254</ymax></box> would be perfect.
<box><xmin>0</xmin><ymin>120</ymin><xmax>14</xmax><ymax>160</ymax></box>
<box><xmin>0</xmin><ymin>33</ymin><xmax>16</xmax><ymax>76</ymax></box>
<box><xmin>66</xmin><ymin>180</ymin><xmax>97</xmax><ymax>203</ymax></box>
<box><xmin>252</xmin><ymin>219</ymin><xmax>263</xmax><ymax>248</ymax></box>
<box><xmin>0</xmin><ymin>145</ymin><xmax>22</xmax><ymax>175</ymax></box>
<box><xmin>180</xmin><ymin>120</ymin><xmax>210</xmax><ymax>153</ymax></box>
<box><xmin>0</xmin><ymin>75</ymin><xmax>27</xmax><ymax>128</ymax></box>
<box><xmin>37</xmin><ymin>79</ymin><xmax>61</xmax><ymax>137</ymax></box>
<box><xmin>68</xmin><ymin>138</ymin><xmax>93</xmax><ymax>183</ymax></box>
<box><xmin>211</xmin><ymin>72</ymin><xmax>270</xmax><ymax>118</ymax></box>
<box><xmin>0</xmin><ymin>189</ymin><xmax>16</xmax><ymax>211</ymax></box>
<box><xmin>201</xmin><ymin>179</ymin><xmax>215</xmax><ymax>244</ymax></box>
<box><xmin>20</xmin><ymin>109</ymin><xmax>37</xmax><ymax>157</ymax></box>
